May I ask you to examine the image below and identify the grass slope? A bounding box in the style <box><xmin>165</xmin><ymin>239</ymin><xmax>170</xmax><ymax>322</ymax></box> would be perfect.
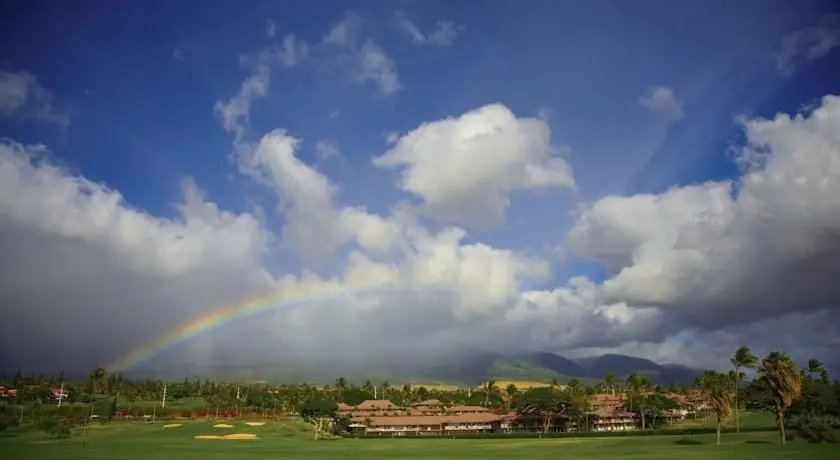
<box><xmin>3</xmin><ymin>419</ymin><xmax>839</xmax><ymax>460</ymax></box>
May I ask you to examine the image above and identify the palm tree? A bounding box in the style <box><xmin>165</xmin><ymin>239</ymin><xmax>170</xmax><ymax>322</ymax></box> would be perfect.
<box><xmin>334</xmin><ymin>377</ymin><xmax>347</xmax><ymax>402</ymax></box>
<box><xmin>698</xmin><ymin>370</ymin><xmax>734</xmax><ymax>446</ymax></box>
<box><xmin>604</xmin><ymin>373</ymin><xmax>616</xmax><ymax>395</ymax></box>
<box><xmin>625</xmin><ymin>373</ymin><xmax>641</xmax><ymax>419</ymax></box>
<box><xmin>88</xmin><ymin>367</ymin><xmax>108</xmax><ymax>395</ymax></box>
<box><xmin>505</xmin><ymin>383</ymin><xmax>518</xmax><ymax>413</ymax></box>
<box><xmin>730</xmin><ymin>346</ymin><xmax>757</xmax><ymax>433</ymax></box>
<box><xmin>401</xmin><ymin>384</ymin><xmax>412</xmax><ymax>404</ymax></box>
<box><xmin>806</xmin><ymin>358</ymin><xmax>828</xmax><ymax>383</ymax></box>
<box><xmin>758</xmin><ymin>350</ymin><xmax>803</xmax><ymax>446</ymax></box>
<box><xmin>636</xmin><ymin>376</ymin><xmax>652</xmax><ymax>430</ymax></box>
<box><xmin>483</xmin><ymin>380</ymin><xmax>499</xmax><ymax>407</ymax></box>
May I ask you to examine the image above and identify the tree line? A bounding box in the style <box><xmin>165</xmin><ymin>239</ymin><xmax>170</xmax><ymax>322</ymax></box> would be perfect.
<box><xmin>1</xmin><ymin>347</ymin><xmax>838</xmax><ymax>443</ymax></box>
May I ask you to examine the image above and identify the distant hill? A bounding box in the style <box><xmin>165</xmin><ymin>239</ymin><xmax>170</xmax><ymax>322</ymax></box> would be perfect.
<box><xmin>571</xmin><ymin>354</ymin><xmax>701</xmax><ymax>384</ymax></box>
<box><xmin>509</xmin><ymin>351</ymin><xmax>587</xmax><ymax>377</ymax></box>
<box><xmin>130</xmin><ymin>349</ymin><xmax>702</xmax><ymax>386</ymax></box>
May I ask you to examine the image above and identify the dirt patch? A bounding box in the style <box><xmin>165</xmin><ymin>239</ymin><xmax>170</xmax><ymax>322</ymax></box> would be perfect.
<box><xmin>213</xmin><ymin>424</ymin><xmax>234</xmax><ymax>428</ymax></box>
<box><xmin>162</xmin><ymin>424</ymin><xmax>183</xmax><ymax>428</ymax></box>
<box><xmin>489</xmin><ymin>439</ymin><xmax>581</xmax><ymax>449</ymax></box>
<box><xmin>245</xmin><ymin>422</ymin><xmax>265</xmax><ymax>427</ymax></box>
<box><xmin>223</xmin><ymin>433</ymin><xmax>259</xmax><ymax>440</ymax></box>
<box><xmin>195</xmin><ymin>433</ymin><xmax>259</xmax><ymax>440</ymax></box>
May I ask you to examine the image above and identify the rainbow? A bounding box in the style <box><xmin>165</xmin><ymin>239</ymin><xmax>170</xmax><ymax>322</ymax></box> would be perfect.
<box><xmin>108</xmin><ymin>281</ymin><xmax>451</xmax><ymax>372</ymax></box>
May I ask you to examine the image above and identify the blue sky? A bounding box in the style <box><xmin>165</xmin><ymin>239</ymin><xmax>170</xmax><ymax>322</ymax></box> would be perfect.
<box><xmin>2</xmin><ymin>0</ymin><xmax>840</xmax><ymax>372</ymax></box>
<box><xmin>3</xmin><ymin>1</ymin><xmax>835</xmax><ymax>207</ymax></box>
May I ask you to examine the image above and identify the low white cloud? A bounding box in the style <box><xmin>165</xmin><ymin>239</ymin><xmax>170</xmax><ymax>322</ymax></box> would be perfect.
<box><xmin>321</xmin><ymin>13</ymin><xmax>402</xmax><ymax>94</ymax></box>
<box><xmin>315</xmin><ymin>139</ymin><xmax>341</xmax><ymax>160</ymax></box>
<box><xmin>394</xmin><ymin>11</ymin><xmax>459</xmax><ymax>47</ymax></box>
<box><xmin>213</xmin><ymin>35</ymin><xmax>308</xmax><ymax>145</ymax></box>
<box><xmin>4</xmin><ymin>61</ymin><xmax>839</xmax><ymax>377</ymax></box>
<box><xmin>0</xmin><ymin>139</ymin><xmax>275</xmax><ymax>370</ymax></box>
<box><xmin>774</xmin><ymin>14</ymin><xmax>840</xmax><ymax>75</ymax></box>
<box><xmin>373</xmin><ymin>103</ymin><xmax>576</xmax><ymax>228</ymax></box>
<box><xmin>567</xmin><ymin>95</ymin><xmax>840</xmax><ymax>331</ymax></box>
<box><xmin>638</xmin><ymin>86</ymin><xmax>685</xmax><ymax>121</ymax></box>
<box><xmin>0</xmin><ymin>70</ymin><xmax>69</xmax><ymax>127</ymax></box>
<box><xmin>266</xmin><ymin>19</ymin><xmax>277</xmax><ymax>38</ymax></box>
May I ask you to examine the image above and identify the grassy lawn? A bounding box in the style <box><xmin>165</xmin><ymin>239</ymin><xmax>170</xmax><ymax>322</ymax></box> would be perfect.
<box><xmin>3</xmin><ymin>419</ymin><xmax>838</xmax><ymax>460</ymax></box>
<box><xmin>669</xmin><ymin>411</ymin><xmax>777</xmax><ymax>430</ymax></box>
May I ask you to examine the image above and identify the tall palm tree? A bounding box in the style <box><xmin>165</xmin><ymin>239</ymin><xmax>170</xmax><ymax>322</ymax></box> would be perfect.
<box><xmin>806</xmin><ymin>358</ymin><xmax>828</xmax><ymax>383</ymax></box>
<box><xmin>730</xmin><ymin>346</ymin><xmax>757</xmax><ymax>433</ymax></box>
<box><xmin>758</xmin><ymin>350</ymin><xmax>803</xmax><ymax>446</ymax></box>
<box><xmin>698</xmin><ymin>371</ymin><xmax>734</xmax><ymax>447</ymax></box>
<box><xmin>401</xmin><ymin>384</ymin><xmax>412</xmax><ymax>405</ymax></box>
<box><xmin>505</xmin><ymin>383</ymin><xmax>518</xmax><ymax>413</ymax></box>
<box><xmin>625</xmin><ymin>373</ymin><xmax>641</xmax><ymax>418</ymax></box>
<box><xmin>483</xmin><ymin>380</ymin><xmax>499</xmax><ymax>407</ymax></box>
<box><xmin>604</xmin><ymin>373</ymin><xmax>616</xmax><ymax>395</ymax></box>
<box><xmin>88</xmin><ymin>367</ymin><xmax>108</xmax><ymax>395</ymax></box>
<box><xmin>334</xmin><ymin>377</ymin><xmax>347</xmax><ymax>402</ymax></box>
<box><xmin>636</xmin><ymin>376</ymin><xmax>653</xmax><ymax>430</ymax></box>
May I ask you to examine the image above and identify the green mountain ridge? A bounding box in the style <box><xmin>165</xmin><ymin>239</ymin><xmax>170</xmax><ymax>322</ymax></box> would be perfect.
<box><xmin>130</xmin><ymin>350</ymin><xmax>702</xmax><ymax>386</ymax></box>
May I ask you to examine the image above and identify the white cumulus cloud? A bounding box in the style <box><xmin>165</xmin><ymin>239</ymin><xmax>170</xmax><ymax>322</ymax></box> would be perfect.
<box><xmin>373</xmin><ymin>103</ymin><xmax>576</xmax><ymax>228</ymax></box>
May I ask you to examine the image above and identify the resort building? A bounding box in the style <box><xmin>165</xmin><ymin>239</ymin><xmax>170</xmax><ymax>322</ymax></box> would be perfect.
<box><xmin>589</xmin><ymin>394</ymin><xmax>637</xmax><ymax>432</ymax></box>
<box><xmin>340</xmin><ymin>400</ymin><xmax>502</xmax><ymax>435</ymax></box>
<box><xmin>338</xmin><ymin>392</ymin><xmax>696</xmax><ymax>436</ymax></box>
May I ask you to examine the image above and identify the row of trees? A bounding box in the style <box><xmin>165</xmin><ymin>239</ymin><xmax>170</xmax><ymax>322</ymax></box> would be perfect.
<box><xmin>695</xmin><ymin>347</ymin><xmax>840</xmax><ymax>446</ymax></box>
<box><xmin>2</xmin><ymin>347</ymin><xmax>839</xmax><ymax>443</ymax></box>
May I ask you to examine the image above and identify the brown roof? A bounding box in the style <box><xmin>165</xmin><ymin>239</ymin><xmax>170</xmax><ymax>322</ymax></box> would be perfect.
<box><xmin>347</xmin><ymin>410</ymin><xmax>406</xmax><ymax>418</ymax></box>
<box><xmin>367</xmin><ymin>413</ymin><xmax>502</xmax><ymax>427</ymax></box>
<box><xmin>337</xmin><ymin>403</ymin><xmax>356</xmax><ymax>411</ymax></box>
<box><xmin>447</xmin><ymin>405</ymin><xmax>490</xmax><ymax>413</ymax></box>
<box><xmin>410</xmin><ymin>399</ymin><xmax>443</xmax><ymax>407</ymax></box>
<box><xmin>590</xmin><ymin>394</ymin><xmax>626</xmax><ymax>405</ymax></box>
<box><xmin>355</xmin><ymin>399</ymin><xmax>400</xmax><ymax>411</ymax></box>
<box><xmin>592</xmin><ymin>407</ymin><xmax>635</xmax><ymax>418</ymax></box>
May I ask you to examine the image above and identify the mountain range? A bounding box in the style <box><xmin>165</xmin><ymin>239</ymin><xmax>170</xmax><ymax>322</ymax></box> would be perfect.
<box><xmin>130</xmin><ymin>349</ymin><xmax>704</xmax><ymax>386</ymax></box>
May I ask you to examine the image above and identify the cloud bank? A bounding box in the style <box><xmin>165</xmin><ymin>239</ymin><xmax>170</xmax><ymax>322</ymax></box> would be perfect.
<box><xmin>1</xmin><ymin>58</ymin><xmax>839</xmax><ymax>375</ymax></box>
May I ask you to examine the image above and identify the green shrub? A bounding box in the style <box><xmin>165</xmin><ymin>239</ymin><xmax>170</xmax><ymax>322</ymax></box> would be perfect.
<box><xmin>797</xmin><ymin>417</ymin><xmax>840</xmax><ymax>444</ymax></box>
<box><xmin>36</xmin><ymin>417</ymin><xmax>71</xmax><ymax>439</ymax></box>
<box><xmin>346</xmin><ymin>426</ymin><xmax>778</xmax><ymax>440</ymax></box>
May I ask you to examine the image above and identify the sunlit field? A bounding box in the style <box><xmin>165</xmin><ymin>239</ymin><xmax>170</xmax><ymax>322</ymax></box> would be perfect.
<box><xmin>412</xmin><ymin>380</ymin><xmax>559</xmax><ymax>392</ymax></box>
<box><xmin>4</xmin><ymin>418</ymin><xmax>839</xmax><ymax>460</ymax></box>
<box><xmin>480</xmin><ymin>380</ymin><xmax>557</xmax><ymax>390</ymax></box>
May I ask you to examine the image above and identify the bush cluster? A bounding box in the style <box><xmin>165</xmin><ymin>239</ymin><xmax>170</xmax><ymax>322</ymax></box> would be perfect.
<box><xmin>797</xmin><ymin>417</ymin><xmax>840</xmax><ymax>444</ymax></box>
<box><xmin>36</xmin><ymin>417</ymin><xmax>72</xmax><ymax>439</ymax></box>
<box><xmin>345</xmin><ymin>426</ymin><xmax>778</xmax><ymax>440</ymax></box>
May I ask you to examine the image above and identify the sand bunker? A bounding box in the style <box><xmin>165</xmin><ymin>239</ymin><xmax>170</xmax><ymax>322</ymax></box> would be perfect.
<box><xmin>245</xmin><ymin>422</ymin><xmax>265</xmax><ymax>427</ymax></box>
<box><xmin>162</xmin><ymin>424</ymin><xmax>183</xmax><ymax>428</ymax></box>
<box><xmin>213</xmin><ymin>423</ymin><xmax>234</xmax><ymax>428</ymax></box>
<box><xmin>195</xmin><ymin>433</ymin><xmax>259</xmax><ymax>440</ymax></box>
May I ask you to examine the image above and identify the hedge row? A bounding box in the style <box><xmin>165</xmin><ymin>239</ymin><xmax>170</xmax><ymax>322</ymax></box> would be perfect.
<box><xmin>344</xmin><ymin>426</ymin><xmax>779</xmax><ymax>440</ymax></box>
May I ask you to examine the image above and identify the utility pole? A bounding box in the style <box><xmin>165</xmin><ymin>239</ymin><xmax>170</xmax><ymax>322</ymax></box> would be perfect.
<box><xmin>57</xmin><ymin>381</ymin><xmax>65</xmax><ymax>408</ymax></box>
<box><xmin>161</xmin><ymin>382</ymin><xmax>168</xmax><ymax>408</ymax></box>
<box><xmin>374</xmin><ymin>385</ymin><xmax>377</xmax><ymax>399</ymax></box>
